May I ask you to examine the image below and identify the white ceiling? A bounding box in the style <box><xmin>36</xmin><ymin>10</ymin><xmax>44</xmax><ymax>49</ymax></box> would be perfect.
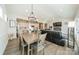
<box><xmin>5</xmin><ymin>4</ymin><xmax>79</xmax><ymax>22</ymax></box>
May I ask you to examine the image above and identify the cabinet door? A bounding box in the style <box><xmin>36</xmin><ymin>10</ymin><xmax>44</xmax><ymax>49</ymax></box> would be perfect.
<box><xmin>45</xmin><ymin>24</ymin><xmax>47</xmax><ymax>29</ymax></box>
<box><xmin>39</xmin><ymin>23</ymin><xmax>43</xmax><ymax>29</ymax></box>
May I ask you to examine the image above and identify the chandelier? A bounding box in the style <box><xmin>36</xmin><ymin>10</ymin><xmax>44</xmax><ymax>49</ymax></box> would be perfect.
<box><xmin>28</xmin><ymin>4</ymin><xmax>37</xmax><ymax>21</ymax></box>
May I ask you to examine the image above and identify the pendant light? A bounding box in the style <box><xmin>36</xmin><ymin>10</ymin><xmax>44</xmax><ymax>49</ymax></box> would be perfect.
<box><xmin>28</xmin><ymin>4</ymin><xmax>37</xmax><ymax>21</ymax></box>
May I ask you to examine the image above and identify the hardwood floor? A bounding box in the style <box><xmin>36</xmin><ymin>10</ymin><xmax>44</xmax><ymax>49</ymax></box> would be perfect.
<box><xmin>4</xmin><ymin>39</ymin><xmax>75</xmax><ymax>55</ymax></box>
<box><xmin>4</xmin><ymin>39</ymin><xmax>21</xmax><ymax>55</ymax></box>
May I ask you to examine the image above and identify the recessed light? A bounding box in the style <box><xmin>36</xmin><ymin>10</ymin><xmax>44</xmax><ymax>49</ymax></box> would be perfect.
<box><xmin>25</xmin><ymin>10</ymin><xmax>28</xmax><ymax>13</ymax></box>
<box><xmin>53</xmin><ymin>17</ymin><xmax>54</xmax><ymax>20</ymax></box>
<box><xmin>59</xmin><ymin>9</ymin><xmax>63</xmax><ymax>12</ymax></box>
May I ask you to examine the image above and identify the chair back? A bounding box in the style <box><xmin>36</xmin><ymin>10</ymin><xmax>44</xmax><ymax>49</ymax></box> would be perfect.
<box><xmin>39</xmin><ymin>33</ymin><xmax>47</xmax><ymax>44</ymax></box>
<box><xmin>18</xmin><ymin>28</ymin><xmax>25</xmax><ymax>46</ymax></box>
<box><xmin>37</xmin><ymin>33</ymin><xmax>47</xmax><ymax>52</ymax></box>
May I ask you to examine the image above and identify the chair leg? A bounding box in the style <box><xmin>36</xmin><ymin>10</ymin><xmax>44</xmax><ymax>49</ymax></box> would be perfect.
<box><xmin>20</xmin><ymin>47</ymin><xmax>25</xmax><ymax>55</ymax></box>
<box><xmin>43</xmin><ymin>48</ymin><xmax>44</xmax><ymax>55</ymax></box>
<box><xmin>19</xmin><ymin>43</ymin><xmax>21</xmax><ymax>50</ymax></box>
<box><xmin>22</xmin><ymin>47</ymin><xmax>25</xmax><ymax>55</ymax></box>
<box><xmin>31</xmin><ymin>49</ymin><xmax>33</xmax><ymax>55</ymax></box>
<box><xmin>18</xmin><ymin>38</ymin><xmax>21</xmax><ymax>50</ymax></box>
<box><xmin>21</xmin><ymin>47</ymin><xmax>22</xmax><ymax>54</ymax></box>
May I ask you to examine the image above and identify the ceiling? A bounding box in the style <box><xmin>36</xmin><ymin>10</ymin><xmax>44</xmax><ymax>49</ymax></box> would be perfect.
<box><xmin>5</xmin><ymin>4</ymin><xmax>79</xmax><ymax>22</ymax></box>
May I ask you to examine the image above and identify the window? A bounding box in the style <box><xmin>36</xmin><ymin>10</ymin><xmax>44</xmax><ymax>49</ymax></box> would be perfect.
<box><xmin>9</xmin><ymin>20</ymin><xmax>16</xmax><ymax>28</ymax></box>
<box><xmin>68</xmin><ymin>21</ymin><xmax>75</xmax><ymax>27</ymax></box>
<box><xmin>0</xmin><ymin>6</ymin><xmax>3</xmax><ymax>19</ymax></box>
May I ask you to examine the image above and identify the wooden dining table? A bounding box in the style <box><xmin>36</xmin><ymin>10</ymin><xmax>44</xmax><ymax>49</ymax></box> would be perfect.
<box><xmin>22</xmin><ymin>32</ymin><xmax>39</xmax><ymax>55</ymax></box>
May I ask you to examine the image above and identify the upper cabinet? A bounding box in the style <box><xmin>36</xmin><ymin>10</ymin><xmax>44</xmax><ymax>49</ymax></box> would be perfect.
<box><xmin>16</xmin><ymin>18</ymin><xmax>47</xmax><ymax>30</ymax></box>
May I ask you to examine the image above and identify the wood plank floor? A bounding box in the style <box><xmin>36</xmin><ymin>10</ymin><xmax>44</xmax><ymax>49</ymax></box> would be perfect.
<box><xmin>4</xmin><ymin>39</ymin><xmax>75</xmax><ymax>55</ymax></box>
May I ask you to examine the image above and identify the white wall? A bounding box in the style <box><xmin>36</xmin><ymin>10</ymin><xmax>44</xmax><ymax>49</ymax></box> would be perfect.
<box><xmin>72</xmin><ymin>8</ymin><xmax>79</xmax><ymax>54</ymax></box>
<box><xmin>0</xmin><ymin>5</ymin><xmax>9</xmax><ymax>55</ymax></box>
<box><xmin>47</xmin><ymin>17</ymin><xmax>72</xmax><ymax>34</ymax></box>
<box><xmin>75</xmin><ymin>9</ymin><xmax>79</xmax><ymax>41</ymax></box>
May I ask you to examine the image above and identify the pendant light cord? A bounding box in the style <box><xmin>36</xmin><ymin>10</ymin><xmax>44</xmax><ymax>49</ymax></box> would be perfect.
<box><xmin>31</xmin><ymin>4</ymin><xmax>34</xmax><ymax>14</ymax></box>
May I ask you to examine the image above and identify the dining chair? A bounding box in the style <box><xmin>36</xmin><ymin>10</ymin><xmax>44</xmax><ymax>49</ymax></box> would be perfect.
<box><xmin>19</xmin><ymin>33</ymin><xmax>28</xmax><ymax>55</ymax></box>
<box><xmin>31</xmin><ymin>33</ymin><xmax>47</xmax><ymax>55</ymax></box>
<box><xmin>37</xmin><ymin>33</ymin><xmax>47</xmax><ymax>54</ymax></box>
<box><xmin>17</xmin><ymin>27</ymin><xmax>27</xmax><ymax>46</ymax></box>
<box><xmin>17</xmin><ymin>26</ymin><xmax>28</xmax><ymax>55</ymax></box>
<box><xmin>17</xmin><ymin>26</ymin><xmax>23</xmax><ymax>50</ymax></box>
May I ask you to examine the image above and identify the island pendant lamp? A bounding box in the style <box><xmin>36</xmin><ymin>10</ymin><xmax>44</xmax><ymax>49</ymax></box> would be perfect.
<box><xmin>28</xmin><ymin>4</ymin><xmax>37</xmax><ymax>22</ymax></box>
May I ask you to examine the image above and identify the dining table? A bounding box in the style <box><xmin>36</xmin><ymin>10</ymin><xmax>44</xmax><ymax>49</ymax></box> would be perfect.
<box><xmin>22</xmin><ymin>32</ymin><xmax>39</xmax><ymax>55</ymax></box>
